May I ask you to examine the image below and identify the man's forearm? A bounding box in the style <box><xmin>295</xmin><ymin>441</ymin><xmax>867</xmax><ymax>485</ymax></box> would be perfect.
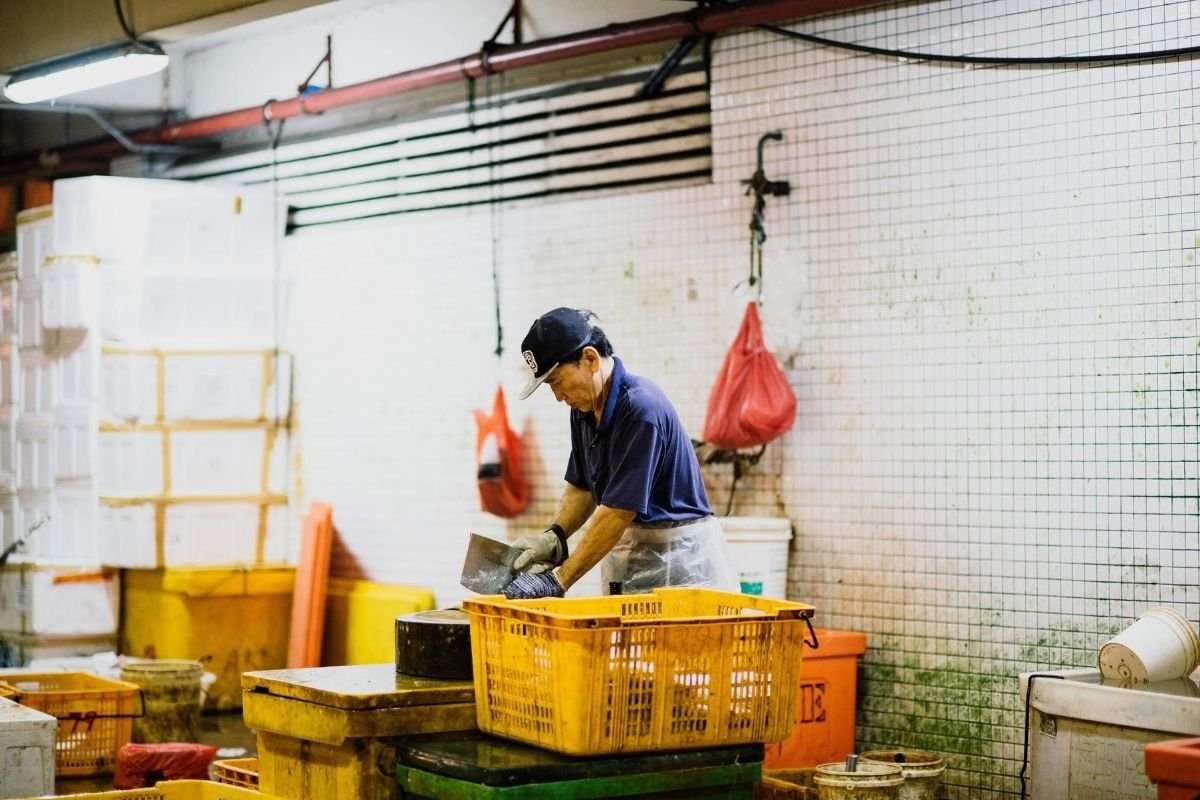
<box><xmin>552</xmin><ymin>483</ymin><xmax>596</xmax><ymax>536</ymax></box>
<box><xmin>555</xmin><ymin>503</ymin><xmax>635</xmax><ymax>589</ymax></box>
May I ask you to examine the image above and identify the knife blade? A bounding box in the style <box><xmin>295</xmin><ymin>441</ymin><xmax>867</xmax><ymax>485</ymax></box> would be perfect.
<box><xmin>459</xmin><ymin>532</ymin><xmax>521</xmax><ymax>594</ymax></box>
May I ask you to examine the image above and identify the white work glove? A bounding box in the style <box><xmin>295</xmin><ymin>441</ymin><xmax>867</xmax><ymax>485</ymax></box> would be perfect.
<box><xmin>512</xmin><ymin>528</ymin><xmax>565</xmax><ymax>573</ymax></box>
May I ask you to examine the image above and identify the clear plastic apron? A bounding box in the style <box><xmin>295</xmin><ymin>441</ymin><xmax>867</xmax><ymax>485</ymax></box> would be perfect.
<box><xmin>601</xmin><ymin>515</ymin><xmax>740</xmax><ymax>595</ymax></box>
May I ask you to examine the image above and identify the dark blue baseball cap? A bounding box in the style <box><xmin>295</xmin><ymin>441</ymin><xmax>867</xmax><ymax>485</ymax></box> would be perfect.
<box><xmin>519</xmin><ymin>308</ymin><xmax>593</xmax><ymax>399</ymax></box>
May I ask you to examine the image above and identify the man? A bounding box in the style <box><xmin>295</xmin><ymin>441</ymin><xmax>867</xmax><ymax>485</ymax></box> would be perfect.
<box><xmin>503</xmin><ymin>307</ymin><xmax>739</xmax><ymax>600</ymax></box>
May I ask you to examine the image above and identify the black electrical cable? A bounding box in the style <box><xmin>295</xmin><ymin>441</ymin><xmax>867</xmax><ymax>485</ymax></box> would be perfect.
<box><xmin>758</xmin><ymin>23</ymin><xmax>1200</xmax><ymax>66</ymax></box>
<box><xmin>113</xmin><ymin>0</ymin><xmax>164</xmax><ymax>54</ymax></box>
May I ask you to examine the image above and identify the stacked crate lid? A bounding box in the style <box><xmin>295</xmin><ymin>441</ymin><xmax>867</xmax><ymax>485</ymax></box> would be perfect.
<box><xmin>0</xmin><ymin>177</ymin><xmax>292</xmax><ymax>666</ymax></box>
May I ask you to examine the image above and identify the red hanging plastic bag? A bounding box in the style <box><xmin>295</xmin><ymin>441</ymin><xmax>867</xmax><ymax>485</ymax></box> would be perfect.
<box><xmin>702</xmin><ymin>302</ymin><xmax>797</xmax><ymax>450</ymax></box>
<box><xmin>473</xmin><ymin>386</ymin><xmax>529</xmax><ymax>518</ymax></box>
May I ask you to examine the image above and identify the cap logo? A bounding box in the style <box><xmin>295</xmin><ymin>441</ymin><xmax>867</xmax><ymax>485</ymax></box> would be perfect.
<box><xmin>522</xmin><ymin>350</ymin><xmax>538</xmax><ymax>374</ymax></box>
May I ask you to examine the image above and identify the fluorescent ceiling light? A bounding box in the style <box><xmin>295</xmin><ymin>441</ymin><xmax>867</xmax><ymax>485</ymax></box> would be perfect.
<box><xmin>3</xmin><ymin>44</ymin><xmax>168</xmax><ymax>104</ymax></box>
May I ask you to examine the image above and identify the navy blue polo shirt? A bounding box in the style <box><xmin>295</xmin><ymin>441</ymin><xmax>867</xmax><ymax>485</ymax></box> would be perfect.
<box><xmin>564</xmin><ymin>357</ymin><xmax>711</xmax><ymax>524</ymax></box>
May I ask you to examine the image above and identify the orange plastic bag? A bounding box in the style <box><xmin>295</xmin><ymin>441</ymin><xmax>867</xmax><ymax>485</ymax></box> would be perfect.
<box><xmin>702</xmin><ymin>302</ymin><xmax>797</xmax><ymax>449</ymax></box>
<box><xmin>474</xmin><ymin>386</ymin><xmax>529</xmax><ymax>517</ymax></box>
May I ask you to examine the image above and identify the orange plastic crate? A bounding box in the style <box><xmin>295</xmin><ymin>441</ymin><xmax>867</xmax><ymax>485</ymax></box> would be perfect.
<box><xmin>0</xmin><ymin>671</ymin><xmax>139</xmax><ymax>776</ymax></box>
<box><xmin>1145</xmin><ymin>737</ymin><xmax>1200</xmax><ymax>800</ymax></box>
<box><xmin>211</xmin><ymin>757</ymin><xmax>259</xmax><ymax>789</ymax></box>
<box><xmin>461</xmin><ymin>587</ymin><xmax>816</xmax><ymax>756</ymax></box>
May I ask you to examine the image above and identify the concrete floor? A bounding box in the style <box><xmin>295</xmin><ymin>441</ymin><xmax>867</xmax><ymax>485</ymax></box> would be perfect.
<box><xmin>54</xmin><ymin>710</ymin><xmax>258</xmax><ymax>795</ymax></box>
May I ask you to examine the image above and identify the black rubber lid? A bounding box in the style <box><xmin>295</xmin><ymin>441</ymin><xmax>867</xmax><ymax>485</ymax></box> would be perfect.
<box><xmin>394</xmin><ymin>733</ymin><xmax>763</xmax><ymax>787</ymax></box>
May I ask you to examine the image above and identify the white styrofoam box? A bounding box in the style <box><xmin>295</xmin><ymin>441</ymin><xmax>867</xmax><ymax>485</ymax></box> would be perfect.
<box><xmin>97</xmin><ymin>430</ymin><xmax>162</xmax><ymax>496</ymax></box>
<box><xmin>170</xmin><ymin>427</ymin><xmax>288</xmax><ymax>495</ymax></box>
<box><xmin>0</xmin><ymin>696</ymin><xmax>55</xmax><ymax>798</ymax></box>
<box><xmin>0</xmin><ymin>564</ymin><xmax>117</xmax><ymax>636</ymax></box>
<box><xmin>15</xmin><ymin>415</ymin><xmax>52</xmax><ymax>492</ymax></box>
<box><xmin>0</xmin><ymin>338</ymin><xmax>16</xmax><ymax>408</ymax></box>
<box><xmin>139</xmin><ymin>274</ymin><xmax>281</xmax><ymax>347</ymax></box>
<box><xmin>0</xmin><ymin>486</ymin><xmax>16</xmax><ymax>562</ymax></box>
<box><xmin>16</xmin><ymin>283</ymin><xmax>41</xmax><ymax>351</ymax></box>
<box><xmin>52</xmin><ymin>330</ymin><xmax>100</xmax><ymax>407</ymax></box>
<box><xmin>163</xmin><ymin>351</ymin><xmax>292</xmax><ymax>420</ymax></box>
<box><xmin>142</xmin><ymin>183</ymin><xmax>278</xmax><ymax>274</ymax></box>
<box><xmin>0</xmin><ymin>268</ymin><xmax>17</xmax><ymax>340</ymax></box>
<box><xmin>46</xmin><ymin>480</ymin><xmax>99</xmax><ymax>563</ymax></box>
<box><xmin>40</xmin><ymin>256</ymin><xmax>142</xmax><ymax>342</ymax></box>
<box><xmin>14</xmin><ymin>206</ymin><xmax>51</xmax><ymax>283</ymax></box>
<box><xmin>99</xmin><ymin>501</ymin><xmax>289</xmax><ymax>567</ymax></box>
<box><xmin>99</xmin><ymin>347</ymin><xmax>157</xmax><ymax>422</ymax></box>
<box><xmin>1022</xmin><ymin>669</ymin><xmax>1200</xmax><ymax>799</ymax></box>
<box><xmin>0</xmin><ymin>406</ymin><xmax>15</xmax><ymax>481</ymax></box>
<box><xmin>12</xmin><ymin>491</ymin><xmax>51</xmax><ymax>564</ymax></box>
<box><xmin>53</xmin><ymin>404</ymin><xmax>98</xmax><ymax>481</ymax></box>
<box><xmin>18</xmin><ymin>350</ymin><xmax>54</xmax><ymax>414</ymax></box>
<box><xmin>51</xmin><ymin>177</ymin><xmax>152</xmax><ymax>264</ymax></box>
<box><xmin>0</xmin><ymin>632</ymin><xmax>118</xmax><ymax>670</ymax></box>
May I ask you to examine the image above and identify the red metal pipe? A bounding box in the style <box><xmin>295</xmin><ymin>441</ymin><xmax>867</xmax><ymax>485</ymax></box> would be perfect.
<box><xmin>2</xmin><ymin>0</ymin><xmax>879</xmax><ymax>176</ymax></box>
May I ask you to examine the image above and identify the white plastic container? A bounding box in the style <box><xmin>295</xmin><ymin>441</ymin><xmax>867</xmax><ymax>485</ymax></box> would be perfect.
<box><xmin>0</xmin><ymin>406</ymin><xmax>14</xmax><ymax>482</ymax></box>
<box><xmin>1099</xmin><ymin>607</ymin><xmax>1200</xmax><ymax>683</ymax></box>
<box><xmin>0</xmin><ymin>564</ymin><xmax>118</xmax><ymax>636</ymax></box>
<box><xmin>99</xmin><ymin>347</ymin><xmax>158</xmax><ymax>422</ymax></box>
<box><xmin>48</xmin><ymin>479</ymin><xmax>100</xmax><ymax>563</ymax></box>
<box><xmin>98</xmin><ymin>500</ymin><xmax>289</xmax><ymax>567</ymax></box>
<box><xmin>99</xmin><ymin>348</ymin><xmax>292</xmax><ymax>422</ymax></box>
<box><xmin>18</xmin><ymin>350</ymin><xmax>54</xmax><ymax>414</ymax></box>
<box><xmin>52</xmin><ymin>330</ymin><xmax>101</xmax><ymax>407</ymax></box>
<box><xmin>139</xmin><ymin>274</ymin><xmax>280</xmax><ymax>347</ymax></box>
<box><xmin>51</xmin><ymin>176</ymin><xmax>152</xmax><ymax>264</ymax></box>
<box><xmin>0</xmin><ymin>482</ymin><xmax>17</xmax><ymax>559</ymax></box>
<box><xmin>162</xmin><ymin>350</ymin><xmax>292</xmax><ymax>420</ymax></box>
<box><xmin>1022</xmin><ymin>668</ymin><xmax>1200</xmax><ymax>800</ymax></box>
<box><xmin>169</xmin><ymin>427</ymin><xmax>288</xmax><ymax>495</ymax></box>
<box><xmin>0</xmin><ymin>696</ymin><xmax>55</xmax><ymax>798</ymax></box>
<box><xmin>0</xmin><ymin>261</ymin><xmax>17</xmax><ymax>340</ymax></box>
<box><xmin>13</xmin><ymin>490</ymin><xmax>53</xmax><ymax>563</ymax></box>
<box><xmin>16</xmin><ymin>283</ymin><xmax>43</xmax><ymax>351</ymax></box>
<box><xmin>98</xmin><ymin>429</ymin><xmax>163</xmax><ymax>496</ymax></box>
<box><xmin>15</xmin><ymin>206</ymin><xmax>52</xmax><ymax>283</ymax></box>
<box><xmin>720</xmin><ymin>516</ymin><xmax>793</xmax><ymax>597</ymax></box>
<box><xmin>53</xmin><ymin>404</ymin><xmax>98</xmax><ymax>481</ymax></box>
<box><xmin>40</xmin><ymin>256</ymin><xmax>141</xmax><ymax>341</ymax></box>
<box><xmin>0</xmin><ymin>338</ymin><xmax>15</xmax><ymax>408</ymax></box>
<box><xmin>15</xmin><ymin>414</ymin><xmax>53</xmax><ymax>492</ymax></box>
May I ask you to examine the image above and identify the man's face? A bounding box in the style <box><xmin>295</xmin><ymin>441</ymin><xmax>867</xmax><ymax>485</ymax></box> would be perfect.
<box><xmin>545</xmin><ymin>349</ymin><xmax>602</xmax><ymax>413</ymax></box>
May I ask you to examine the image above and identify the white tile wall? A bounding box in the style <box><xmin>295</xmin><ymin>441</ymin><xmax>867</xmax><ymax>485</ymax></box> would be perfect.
<box><xmin>278</xmin><ymin>2</ymin><xmax>1196</xmax><ymax>797</ymax></box>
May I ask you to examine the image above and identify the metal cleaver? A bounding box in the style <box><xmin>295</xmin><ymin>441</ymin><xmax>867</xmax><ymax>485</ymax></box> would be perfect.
<box><xmin>460</xmin><ymin>532</ymin><xmax>521</xmax><ymax>594</ymax></box>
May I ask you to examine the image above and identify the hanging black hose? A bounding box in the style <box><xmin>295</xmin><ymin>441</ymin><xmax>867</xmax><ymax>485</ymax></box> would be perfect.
<box><xmin>739</xmin><ymin>132</ymin><xmax>790</xmax><ymax>301</ymax></box>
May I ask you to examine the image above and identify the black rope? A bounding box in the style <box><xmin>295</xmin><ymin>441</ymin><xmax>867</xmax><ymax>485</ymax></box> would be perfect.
<box><xmin>486</xmin><ymin>72</ymin><xmax>505</xmax><ymax>359</ymax></box>
<box><xmin>112</xmin><ymin>0</ymin><xmax>161</xmax><ymax>54</ymax></box>
<box><xmin>758</xmin><ymin>23</ymin><xmax>1200</xmax><ymax>66</ymax></box>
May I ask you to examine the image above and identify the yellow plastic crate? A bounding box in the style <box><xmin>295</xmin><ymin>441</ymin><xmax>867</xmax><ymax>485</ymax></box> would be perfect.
<box><xmin>0</xmin><ymin>671</ymin><xmax>139</xmax><ymax>776</ymax></box>
<box><xmin>211</xmin><ymin>757</ymin><xmax>259</xmax><ymax>789</ymax></box>
<box><xmin>460</xmin><ymin>588</ymin><xmax>816</xmax><ymax>756</ymax></box>
<box><xmin>26</xmin><ymin>779</ymin><xmax>283</xmax><ymax>798</ymax></box>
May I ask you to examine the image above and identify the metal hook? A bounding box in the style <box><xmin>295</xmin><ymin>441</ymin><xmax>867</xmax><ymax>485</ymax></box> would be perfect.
<box><xmin>756</xmin><ymin>131</ymin><xmax>783</xmax><ymax>174</ymax></box>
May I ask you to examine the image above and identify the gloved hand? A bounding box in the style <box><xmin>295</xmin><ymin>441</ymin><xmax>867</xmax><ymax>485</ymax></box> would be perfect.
<box><xmin>512</xmin><ymin>530</ymin><xmax>564</xmax><ymax>572</ymax></box>
<box><xmin>504</xmin><ymin>570</ymin><xmax>565</xmax><ymax>600</ymax></box>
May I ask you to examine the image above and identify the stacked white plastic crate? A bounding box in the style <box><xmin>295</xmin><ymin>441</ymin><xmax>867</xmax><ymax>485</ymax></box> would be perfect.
<box><xmin>0</xmin><ymin>177</ymin><xmax>290</xmax><ymax>666</ymax></box>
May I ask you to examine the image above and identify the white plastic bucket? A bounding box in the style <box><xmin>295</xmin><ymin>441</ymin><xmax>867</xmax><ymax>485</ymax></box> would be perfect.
<box><xmin>720</xmin><ymin>516</ymin><xmax>792</xmax><ymax>598</ymax></box>
<box><xmin>1098</xmin><ymin>606</ymin><xmax>1200</xmax><ymax>684</ymax></box>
